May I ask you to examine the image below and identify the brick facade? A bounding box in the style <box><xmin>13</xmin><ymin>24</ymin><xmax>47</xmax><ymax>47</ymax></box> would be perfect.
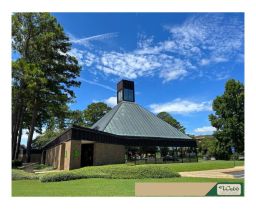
<box><xmin>44</xmin><ymin>139</ymin><xmax>125</xmax><ymax>170</ymax></box>
<box><xmin>93</xmin><ymin>143</ymin><xmax>125</xmax><ymax>165</ymax></box>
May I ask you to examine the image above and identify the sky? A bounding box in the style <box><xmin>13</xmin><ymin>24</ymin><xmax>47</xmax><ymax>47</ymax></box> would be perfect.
<box><xmin>20</xmin><ymin>13</ymin><xmax>244</xmax><ymax>144</ymax></box>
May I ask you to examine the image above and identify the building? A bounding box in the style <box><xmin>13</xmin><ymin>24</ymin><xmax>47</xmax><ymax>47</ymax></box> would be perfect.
<box><xmin>17</xmin><ymin>145</ymin><xmax>42</xmax><ymax>163</ymax></box>
<box><xmin>41</xmin><ymin>80</ymin><xmax>197</xmax><ymax>170</ymax></box>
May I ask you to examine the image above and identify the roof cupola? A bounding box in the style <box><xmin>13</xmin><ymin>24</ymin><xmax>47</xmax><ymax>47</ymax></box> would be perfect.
<box><xmin>117</xmin><ymin>80</ymin><xmax>135</xmax><ymax>103</ymax></box>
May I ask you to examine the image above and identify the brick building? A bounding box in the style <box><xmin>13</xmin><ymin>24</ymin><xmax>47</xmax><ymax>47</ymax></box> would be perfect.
<box><xmin>41</xmin><ymin>80</ymin><xmax>197</xmax><ymax>170</ymax></box>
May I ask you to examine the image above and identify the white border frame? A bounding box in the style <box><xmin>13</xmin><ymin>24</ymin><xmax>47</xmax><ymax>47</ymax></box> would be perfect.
<box><xmin>1</xmin><ymin>1</ymin><xmax>256</xmax><ymax>209</ymax></box>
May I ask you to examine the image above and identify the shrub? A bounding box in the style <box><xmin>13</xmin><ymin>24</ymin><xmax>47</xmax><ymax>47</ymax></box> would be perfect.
<box><xmin>40</xmin><ymin>172</ymin><xmax>86</xmax><ymax>183</ymax></box>
<box><xmin>40</xmin><ymin>171</ymin><xmax>109</xmax><ymax>183</ymax></box>
<box><xmin>97</xmin><ymin>165</ymin><xmax>180</xmax><ymax>179</ymax></box>
<box><xmin>12</xmin><ymin>160</ymin><xmax>23</xmax><ymax>168</ymax></box>
<box><xmin>12</xmin><ymin>169</ymin><xmax>39</xmax><ymax>180</ymax></box>
<box><xmin>39</xmin><ymin>164</ymin><xmax>180</xmax><ymax>182</ymax></box>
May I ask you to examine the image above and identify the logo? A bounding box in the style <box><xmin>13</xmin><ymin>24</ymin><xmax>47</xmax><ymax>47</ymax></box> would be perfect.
<box><xmin>217</xmin><ymin>184</ymin><xmax>241</xmax><ymax>196</ymax></box>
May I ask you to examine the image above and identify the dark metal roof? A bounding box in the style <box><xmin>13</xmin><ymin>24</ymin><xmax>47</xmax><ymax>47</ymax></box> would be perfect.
<box><xmin>43</xmin><ymin>125</ymin><xmax>196</xmax><ymax>150</ymax></box>
<box><xmin>91</xmin><ymin>101</ymin><xmax>191</xmax><ymax>139</ymax></box>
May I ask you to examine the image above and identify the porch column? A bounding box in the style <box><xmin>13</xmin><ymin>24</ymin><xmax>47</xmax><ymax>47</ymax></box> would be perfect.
<box><xmin>63</xmin><ymin>140</ymin><xmax>81</xmax><ymax>170</ymax></box>
<box><xmin>57</xmin><ymin>143</ymin><xmax>65</xmax><ymax>170</ymax></box>
<box><xmin>181</xmin><ymin>147</ymin><xmax>183</xmax><ymax>163</ymax></box>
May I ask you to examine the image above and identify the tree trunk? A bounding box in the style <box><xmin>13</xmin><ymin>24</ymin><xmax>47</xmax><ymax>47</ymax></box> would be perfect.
<box><xmin>26</xmin><ymin>103</ymin><xmax>38</xmax><ymax>163</ymax></box>
<box><xmin>12</xmin><ymin>104</ymin><xmax>19</xmax><ymax>137</ymax></box>
<box><xmin>14</xmin><ymin>126</ymin><xmax>23</xmax><ymax>160</ymax></box>
<box><xmin>12</xmin><ymin>107</ymin><xmax>20</xmax><ymax>158</ymax></box>
<box><xmin>12</xmin><ymin>105</ymin><xmax>24</xmax><ymax>159</ymax></box>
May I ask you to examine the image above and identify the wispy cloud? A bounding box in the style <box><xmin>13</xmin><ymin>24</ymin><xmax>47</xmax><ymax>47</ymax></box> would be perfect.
<box><xmin>69</xmin><ymin>32</ymin><xmax>118</xmax><ymax>48</ymax></box>
<box><xmin>70</xmin><ymin>14</ymin><xmax>243</xmax><ymax>82</ymax></box>
<box><xmin>200</xmin><ymin>57</ymin><xmax>228</xmax><ymax>66</ymax></box>
<box><xmin>149</xmin><ymin>98</ymin><xmax>212</xmax><ymax>114</ymax></box>
<box><xmin>69</xmin><ymin>48</ymin><xmax>97</xmax><ymax>66</ymax></box>
<box><xmin>194</xmin><ymin>126</ymin><xmax>216</xmax><ymax>134</ymax></box>
<box><xmin>79</xmin><ymin>78</ymin><xmax>115</xmax><ymax>92</ymax></box>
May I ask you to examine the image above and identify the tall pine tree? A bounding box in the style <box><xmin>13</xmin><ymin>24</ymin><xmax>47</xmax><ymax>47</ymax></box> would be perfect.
<box><xmin>12</xmin><ymin>13</ymin><xmax>81</xmax><ymax>162</ymax></box>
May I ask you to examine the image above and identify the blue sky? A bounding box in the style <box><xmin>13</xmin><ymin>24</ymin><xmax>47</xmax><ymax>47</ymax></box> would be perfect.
<box><xmin>51</xmin><ymin>12</ymin><xmax>244</xmax><ymax>136</ymax></box>
<box><xmin>21</xmin><ymin>13</ymin><xmax>244</xmax><ymax>143</ymax></box>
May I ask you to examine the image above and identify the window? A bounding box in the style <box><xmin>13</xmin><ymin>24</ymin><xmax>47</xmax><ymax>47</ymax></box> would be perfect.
<box><xmin>118</xmin><ymin>90</ymin><xmax>123</xmax><ymax>102</ymax></box>
<box><xmin>124</xmin><ymin>88</ymin><xmax>134</xmax><ymax>102</ymax></box>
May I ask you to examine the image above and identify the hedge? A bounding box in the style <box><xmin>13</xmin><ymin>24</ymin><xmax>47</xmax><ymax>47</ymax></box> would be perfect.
<box><xmin>39</xmin><ymin>164</ymin><xmax>180</xmax><ymax>182</ymax></box>
<box><xmin>12</xmin><ymin>169</ymin><xmax>39</xmax><ymax>180</ymax></box>
<box><xmin>40</xmin><ymin>172</ymin><xmax>85</xmax><ymax>182</ymax></box>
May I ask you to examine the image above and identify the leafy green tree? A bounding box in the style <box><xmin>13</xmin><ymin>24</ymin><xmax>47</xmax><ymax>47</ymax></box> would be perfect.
<box><xmin>84</xmin><ymin>102</ymin><xmax>111</xmax><ymax>126</ymax></box>
<box><xmin>157</xmin><ymin>112</ymin><xmax>186</xmax><ymax>157</ymax></box>
<box><xmin>67</xmin><ymin>110</ymin><xmax>87</xmax><ymax>127</ymax></box>
<box><xmin>31</xmin><ymin>102</ymin><xmax>111</xmax><ymax>149</ymax></box>
<box><xmin>12</xmin><ymin>13</ymin><xmax>81</xmax><ymax>162</ymax></box>
<box><xmin>157</xmin><ymin>112</ymin><xmax>186</xmax><ymax>133</ymax></box>
<box><xmin>32</xmin><ymin>129</ymin><xmax>63</xmax><ymax>149</ymax></box>
<box><xmin>197</xmin><ymin>137</ymin><xmax>218</xmax><ymax>158</ymax></box>
<box><xmin>209</xmin><ymin>79</ymin><xmax>244</xmax><ymax>159</ymax></box>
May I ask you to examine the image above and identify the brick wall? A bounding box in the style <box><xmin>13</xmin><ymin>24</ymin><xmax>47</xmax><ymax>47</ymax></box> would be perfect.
<box><xmin>93</xmin><ymin>143</ymin><xmax>125</xmax><ymax>166</ymax></box>
<box><xmin>45</xmin><ymin>140</ymin><xmax>126</xmax><ymax>170</ymax></box>
<box><xmin>45</xmin><ymin>145</ymin><xmax>61</xmax><ymax>168</ymax></box>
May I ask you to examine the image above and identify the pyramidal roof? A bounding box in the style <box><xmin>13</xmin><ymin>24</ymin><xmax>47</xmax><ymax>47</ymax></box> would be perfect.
<box><xmin>91</xmin><ymin>101</ymin><xmax>191</xmax><ymax>139</ymax></box>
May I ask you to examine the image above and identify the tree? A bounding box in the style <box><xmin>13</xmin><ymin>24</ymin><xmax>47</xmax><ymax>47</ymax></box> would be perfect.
<box><xmin>157</xmin><ymin>112</ymin><xmax>186</xmax><ymax>157</ymax></box>
<box><xmin>67</xmin><ymin>110</ymin><xmax>87</xmax><ymax>127</ymax></box>
<box><xmin>12</xmin><ymin>13</ymin><xmax>81</xmax><ymax>162</ymax></box>
<box><xmin>31</xmin><ymin>102</ymin><xmax>111</xmax><ymax>148</ymax></box>
<box><xmin>209</xmin><ymin>79</ymin><xmax>244</xmax><ymax>159</ymax></box>
<box><xmin>84</xmin><ymin>102</ymin><xmax>111</xmax><ymax>126</ymax></box>
<box><xmin>197</xmin><ymin>137</ymin><xmax>218</xmax><ymax>158</ymax></box>
<box><xmin>157</xmin><ymin>112</ymin><xmax>186</xmax><ymax>133</ymax></box>
<box><xmin>32</xmin><ymin>129</ymin><xmax>63</xmax><ymax>149</ymax></box>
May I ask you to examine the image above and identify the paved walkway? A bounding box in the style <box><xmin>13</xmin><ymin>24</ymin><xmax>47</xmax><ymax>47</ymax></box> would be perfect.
<box><xmin>179</xmin><ymin>166</ymin><xmax>244</xmax><ymax>179</ymax></box>
<box><xmin>18</xmin><ymin>163</ymin><xmax>38</xmax><ymax>173</ymax></box>
<box><xmin>34</xmin><ymin>170</ymin><xmax>60</xmax><ymax>174</ymax></box>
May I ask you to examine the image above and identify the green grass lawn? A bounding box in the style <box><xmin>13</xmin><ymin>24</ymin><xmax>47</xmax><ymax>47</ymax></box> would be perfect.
<box><xmin>12</xmin><ymin>177</ymin><xmax>244</xmax><ymax>196</ymax></box>
<box><xmin>12</xmin><ymin>160</ymin><xmax>244</xmax><ymax>196</ymax></box>
<box><xmin>122</xmin><ymin>160</ymin><xmax>244</xmax><ymax>172</ymax></box>
<box><xmin>71</xmin><ymin>160</ymin><xmax>244</xmax><ymax>175</ymax></box>
<box><xmin>47</xmin><ymin>160</ymin><xmax>244</xmax><ymax>179</ymax></box>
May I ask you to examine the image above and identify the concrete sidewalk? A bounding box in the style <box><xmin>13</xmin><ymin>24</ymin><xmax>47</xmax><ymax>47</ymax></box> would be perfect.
<box><xmin>179</xmin><ymin>166</ymin><xmax>244</xmax><ymax>179</ymax></box>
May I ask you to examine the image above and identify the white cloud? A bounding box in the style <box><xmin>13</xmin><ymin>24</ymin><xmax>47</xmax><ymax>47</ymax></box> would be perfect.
<box><xmin>70</xmin><ymin>14</ymin><xmax>243</xmax><ymax>82</ymax></box>
<box><xmin>200</xmin><ymin>57</ymin><xmax>228</xmax><ymax>66</ymax></box>
<box><xmin>93</xmin><ymin>96</ymin><xmax>117</xmax><ymax>107</ymax></box>
<box><xmin>194</xmin><ymin>126</ymin><xmax>216</xmax><ymax>134</ymax></box>
<box><xmin>200</xmin><ymin>59</ymin><xmax>210</xmax><ymax>66</ymax></box>
<box><xmin>104</xmin><ymin>96</ymin><xmax>117</xmax><ymax>107</ymax></box>
<box><xmin>166</xmin><ymin>14</ymin><xmax>243</xmax><ymax>60</ymax></box>
<box><xmin>69</xmin><ymin>48</ymin><xmax>97</xmax><ymax>66</ymax></box>
<box><xmin>160</xmin><ymin>69</ymin><xmax>187</xmax><ymax>82</ymax></box>
<box><xmin>137</xmin><ymin>33</ymin><xmax>154</xmax><ymax>49</ymax></box>
<box><xmin>91</xmin><ymin>51</ymin><xmax>193</xmax><ymax>82</ymax></box>
<box><xmin>149</xmin><ymin>99</ymin><xmax>212</xmax><ymax>114</ymax></box>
